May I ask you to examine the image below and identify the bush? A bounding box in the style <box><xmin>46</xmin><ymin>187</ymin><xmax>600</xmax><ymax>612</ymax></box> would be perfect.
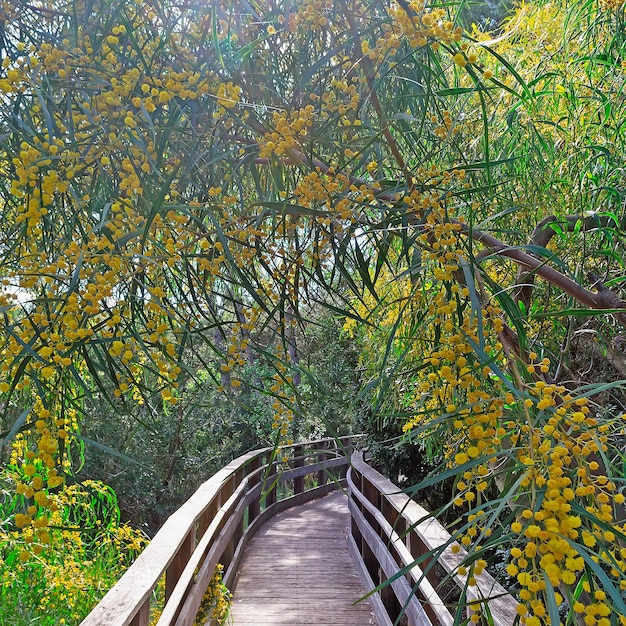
<box><xmin>0</xmin><ymin>474</ymin><xmax>147</xmax><ymax>625</ymax></box>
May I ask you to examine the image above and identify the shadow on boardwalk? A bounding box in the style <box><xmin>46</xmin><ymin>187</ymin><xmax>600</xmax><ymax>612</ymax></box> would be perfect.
<box><xmin>229</xmin><ymin>491</ymin><xmax>377</xmax><ymax>625</ymax></box>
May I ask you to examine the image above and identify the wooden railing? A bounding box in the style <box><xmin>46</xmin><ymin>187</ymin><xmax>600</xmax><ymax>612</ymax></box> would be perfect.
<box><xmin>83</xmin><ymin>439</ymin><xmax>518</xmax><ymax>626</ymax></box>
<box><xmin>81</xmin><ymin>436</ymin><xmax>356</xmax><ymax>626</ymax></box>
<box><xmin>347</xmin><ymin>452</ymin><xmax>518</xmax><ymax>626</ymax></box>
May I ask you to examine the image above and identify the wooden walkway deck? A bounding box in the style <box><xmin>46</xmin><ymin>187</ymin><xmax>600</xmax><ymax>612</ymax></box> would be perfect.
<box><xmin>83</xmin><ymin>440</ymin><xmax>518</xmax><ymax>626</ymax></box>
<box><xmin>229</xmin><ymin>491</ymin><xmax>377</xmax><ymax>625</ymax></box>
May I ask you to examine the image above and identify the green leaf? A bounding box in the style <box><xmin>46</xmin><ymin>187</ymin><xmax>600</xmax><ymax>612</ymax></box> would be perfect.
<box><xmin>542</xmin><ymin>574</ymin><xmax>561</xmax><ymax>626</ymax></box>
<box><xmin>74</xmin><ymin>435</ymin><xmax>153</xmax><ymax>470</ymax></box>
<box><xmin>0</xmin><ymin>407</ymin><xmax>33</xmax><ymax>447</ymax></box>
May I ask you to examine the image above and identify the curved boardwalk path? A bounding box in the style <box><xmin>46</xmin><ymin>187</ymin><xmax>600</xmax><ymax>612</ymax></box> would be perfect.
<box><xmin>229</xmin><ymin>491</ymin><xmax>377</xmax><ymax>625</ymax></box>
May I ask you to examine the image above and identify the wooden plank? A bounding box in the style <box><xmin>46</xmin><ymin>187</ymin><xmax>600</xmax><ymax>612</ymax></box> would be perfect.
<box><xmin>229</xmin><ymin>491</ymin><xmax>377</xmax><ymax>626</ymax></box>
<box><xmin>226</xmin><ymin>479</ymin><xmax>346</xmax><ymax>593</ymax></box>
<box><xmin>226</xmin><ymin>479</ymin><xmax>346</xmax><ymax>592</ymax></box>
<box><xmin>173</xmin><ymin>477</ymin><xmax>347</xmax><ymax>623</ymax></box>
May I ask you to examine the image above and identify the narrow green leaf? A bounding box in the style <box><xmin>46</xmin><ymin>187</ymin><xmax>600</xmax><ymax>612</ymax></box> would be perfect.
<box><xmin>0</xmin><ymin>406</ymin><xmax>33</xmax><ymax>447</ymax></box>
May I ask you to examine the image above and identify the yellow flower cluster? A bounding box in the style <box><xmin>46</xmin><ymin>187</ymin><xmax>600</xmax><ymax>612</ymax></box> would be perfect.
<box><xmin>358</xmin><ymin>0</ymin><xmax>463</xmax><ymax>69</ymax></box>
<box><xmin>259</xmin><ymin>106</ymin><xmax>316</xmax><ymax>158</ymax></box>
<box><xmin>293</xmin><ymin>169</ymin><xmax>354</xmax><ymax>225</ymax></box>
<box><xmin>9</xmin><ymin>399</ymin><xmax>78</xmax><ymax>533</ymax></box>
<box><xmin>270</xmin><ymin>361</ymin><xmax>296</xmax><ymax>448</ymax></box>
<box><xmin>195</xmin><ymin>564</ymin><xmax>231</xmax><ymax>624</ymax></box>
<box><xmin>386</xmin><ymin>180</ymin><xmax>626</xmax><ymax>621</ymax></box>
<box><xmin>2</xmin><ymin>478</ymin><xmax>146</xmax><ymax>620</ymax></box>
<box><xmin>505</xmin><ymin>381</ymin><xmax>626</xmax><ymax>625</ymax></box>
<box><xmin>397</xmin><ymin>177</ymin><xmax>508</xmax><ymax>455</ymax></box>
<box><xmin>389</xmin><ymin>1</ymin><xmax>462</xmax><ymax>50</ymax></box>
<box><xmin>214</xmin><ymin>81</ymin><xmax>242</xmax><ymax>115</ymax></box>
<box><xmin>598</xmin><ymin>0</ymin><xmax>626</xmax><ymax>10</ymax></box>
<box><xmin>433</xmin><ymin>110</ymin><xmax>459</xmax><ymax>140</ymax></box>
<box><xmin>401</xmin><ymin>234</ymin><xmax>508</xmax><ymax>516</ymax></box>
<box><xmin>288</xmin><ymin>0</ymin><xmax>333</xmax><ymax>31</ymax></box>
<box><xmin>407</xmin><ymin>180</ymin><xmax>465</xmax><ymax>283</ymax></box>
<box><xmin>318</xmin><ymin>76</ymin><xmax>361</xmax><ymax>121</ymax></box>
<box><xmin>218</xmin><ymin>309</ymin><xmax>257</xmax><ymax>391</ymax></box>
<box><xmin>452</xmin><ymin>45</ymin><xmax>478</xmax><ymax>69</ymax></box>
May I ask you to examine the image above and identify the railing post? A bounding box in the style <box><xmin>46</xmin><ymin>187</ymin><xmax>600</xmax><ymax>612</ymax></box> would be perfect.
<box><xmin>220</xmin><ymin>474</ymin><xmax>235</xmax><ymax>504</ymax></box>
<box><xmin>129</xmin><ymin>599</ymin><xmax>150</xmax><ymax>626</ymax></box>
<box><xmin>265</xmin><ymin>455</ymin><xmax>277</xmax><ymax>508</ymax></box>
<box><xmin>198</xmin><ymin>498</ymin><xmax>217</xmax><ymax>540</ymax></box>
<box><xmin>380</xmin><ymin>497</ymin><xmax>400</xmax><ymax>622</ymax></box>
<box><xmin>348</xmin><ymin>465</ymin><xmax>363</xmax><ymax>556</ymax></box>
<box><xmin>343</xmin><ymin>435</ymin><xmax>353</xmax><ymax>456</ymax></box>
<box><xmin>293</xmin><ymin>444</ymin><xmax>304</xmax><ymax>495</ymax></box>
<box><xmin>317</xmin><ymin>440</ymin><xmax>329</xmax><ymax>486</ymax></box>
<box><xmin>363</xmin><ymin>474</ymin><xmax>383</xmax><ymax>579</ymax></box>
<box><xmin>222</xmin><ymin>468</ymin><xmax>246</xmax><ymax>571</ymax></box>
<box><xmin>337</xmin><ymin>437</ymin><xmax>350</xmax><ymax>481</ymax></box>
<box><xmin>165</xmin><ymin>529</ymin><xmax>194</xmax><ymax>600</ymax></box>
<box><xmin>248</xmin><ymin>456</ymin><xmax>261</xmax><ymax>524</ymax></box>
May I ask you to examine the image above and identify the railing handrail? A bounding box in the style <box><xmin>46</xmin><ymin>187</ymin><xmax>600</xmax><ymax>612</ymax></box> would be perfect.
<box><xmin>347</xmin><ymin>451</ymin><xmax>518</xmax><ymax>626</ymax></box>
<box><xmin>82</xmin><ymin>436</ymin><xmax>358</xmax><ymax>626</ymax></box>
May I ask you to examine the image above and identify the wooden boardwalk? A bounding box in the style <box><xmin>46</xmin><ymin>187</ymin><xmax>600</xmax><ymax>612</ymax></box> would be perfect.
<box><xmin>229</xmin><ymin>491</ymin><xmax>377</xmax><ymax>625</ymax></box>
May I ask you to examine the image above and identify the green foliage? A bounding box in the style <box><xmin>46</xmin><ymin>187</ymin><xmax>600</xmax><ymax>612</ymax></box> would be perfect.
<box><xmin>193</xmin><ymin>565</ymin><xmax>231</xmax><ymax>626</ymax></box>
<box><xmin>0</xmin><ymin>472</ymin><xmax>146</xmax><ymax>625</ymax></box>
<box><xmin>78</xmin><ymin>315</ymin><xmax>361</xmax><ymax>530</ymax></box>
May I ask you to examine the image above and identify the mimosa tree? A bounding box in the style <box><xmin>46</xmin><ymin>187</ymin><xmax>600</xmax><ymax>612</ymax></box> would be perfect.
<box><xmin>1</xmin><ymin>0</ymin><xmax>626</xmax><ymax>623</ymax></box>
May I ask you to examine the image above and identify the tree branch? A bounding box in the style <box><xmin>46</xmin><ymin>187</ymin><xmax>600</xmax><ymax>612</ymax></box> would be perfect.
<box><xmin>465</xmin><ymin>223</ymin><xmax>626</xmax><ymax>327</ymax></box>
<box><xmin>244</xmin><ymin>124</ymin><xmax>626</xmax><ymax>328</ymax></box>
<box><xmin>515</xmin><ymin>214</ymin><xmax>623</xmax><ymax>312</ymax></box>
